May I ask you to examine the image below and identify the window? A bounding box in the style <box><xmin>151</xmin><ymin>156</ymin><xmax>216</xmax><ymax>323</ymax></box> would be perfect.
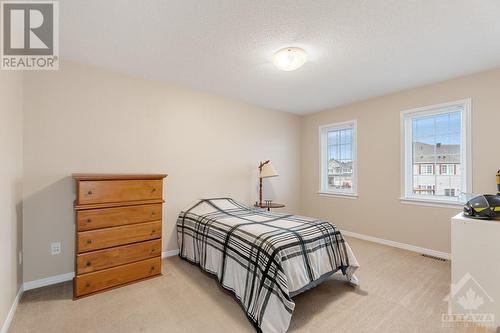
<box><xmin>319</xmin><ymin>121</ymin><xmax>357</xmax><ymax>196</ymax></box>
<box><xmin>401</xmin><ymin>99</ymin><xmax>471</xmax><ymax>204</ymax></box>
<box><xmin>421</xmin><ymin>164</ymin><xmax>434</xmax><ymax>175</ymax></box>
<box><xmin>444</xmin><ymin>188</ymin><xmax>456</xmax><ymax>197</ymax></box>
<box><xmin>414</xmin><ymin>185</ymin><xmax>435</xmax><ymax>195</ymax></box>
<box><xmin>440</xmin><ymin>164</ymin><xmax>455</xmax><ymax>175</ymax></box>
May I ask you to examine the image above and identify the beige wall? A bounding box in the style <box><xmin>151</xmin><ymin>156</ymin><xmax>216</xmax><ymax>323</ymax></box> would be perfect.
<box><xmin>0</xmin><ymin>72</ymin><xmax>23</xmax><ymax>328</ymax></box>
<box><xmin>22</xmin><ymin>61</ymin><xmax>301</xmax><ymax>282</ymax></box>
<box><xmin>20</xmin><ymin>62</ymin><xmax>500</xmax><ymax>282</ymax></box>
<box><xmin>301</xmin><ymin>68</ymin><xmax>500</xmax><ymax>253</ymax></box>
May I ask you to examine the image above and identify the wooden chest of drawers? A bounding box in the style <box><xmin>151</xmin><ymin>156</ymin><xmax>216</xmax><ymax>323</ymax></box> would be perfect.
<box><xmin>73</xmin><ymin>174</ymin><xmax>167</xmax><ymax>298</ymax></box>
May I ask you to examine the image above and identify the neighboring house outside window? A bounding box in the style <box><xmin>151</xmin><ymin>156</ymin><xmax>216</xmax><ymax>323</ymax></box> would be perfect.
<box><xmin>319</xmin><ymin>120</ymin><xmax>357</xmax><ymax>196</ymax></box>
<box><xmin>401</xmin><ymin>99</ymin><xmax>471</xmax><ymax>204</ymax></box>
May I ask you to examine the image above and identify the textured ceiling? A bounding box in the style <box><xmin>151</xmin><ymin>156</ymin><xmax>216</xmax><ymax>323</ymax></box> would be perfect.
<box><xmin>60</xmin><ymin>0</ymin><xmax>500</xmax><ymax>114</ymax></box>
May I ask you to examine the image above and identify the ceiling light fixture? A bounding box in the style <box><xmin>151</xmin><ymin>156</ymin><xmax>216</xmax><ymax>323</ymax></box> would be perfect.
<box><xmin>272</xmin><ymin>47</ymin><xmax>308</xmax><ymax>71</ymax></box>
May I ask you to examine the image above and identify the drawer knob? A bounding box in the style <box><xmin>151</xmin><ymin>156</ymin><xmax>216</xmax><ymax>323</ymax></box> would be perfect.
<box><xmin>87</xmin><ymin>191</ymin><xmax>93</xmax><ymax>195</ymax></box>
<box><xmin>151</xmin><ymin>230</ymin><xmax>156</xmax><ymax>234</ymax></box>
<box><xmin>86</xmin><ymin>218</ymin><xmax>92</xmax><ymax>224</ymax></box>
<box><xmin>150</xmin><ymin>266</ymin><xmax>155</xmax><ymax>271</ymax></box>
<box><xmin>151</xmin><ymin>249</ymin><xmax>156</xmax><ymax>254</ymax></box>
<box><xmin>86</xmin><ymin>240</ymin><xmax>92</xmax><ymax>244</ymax></box>
<box><xmin>151</xmin><ymin>188</ymin><xmax>156</xmax><ymax>193</ymax></box>
<box><xmin>86</xmin><ymin>261</ymin><xmax>91</xmax><ymax>267</ymax></box>
<box><xmin>85</xmin><ymin>282</ymin><xmax>91</xmax><ymax>288</ymax></box>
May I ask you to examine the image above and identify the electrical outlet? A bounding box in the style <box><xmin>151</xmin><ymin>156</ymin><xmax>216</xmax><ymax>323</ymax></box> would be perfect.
<box><xmin>51</xmin><ymin>242</ymin><xmax>61</xmax><ymax>255</ymax></box>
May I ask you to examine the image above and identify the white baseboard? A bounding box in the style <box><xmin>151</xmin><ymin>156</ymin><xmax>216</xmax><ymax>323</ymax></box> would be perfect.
<box><xmin>22</xmin><ymin>251</ymin><xmax>180</xmax><ymax>292</ymax></box>
<box><xmin>1</xmin><ymin>286</ymin><xmax>23</xmax><ymax>333</ymax></box>
<box><xmin>342</xmin><ymin>230</ymin><xmax>451</xmax><ymax>260</ymax></box>
<box><xmin>162</xmin><ymin>249</ymin><xmax>180</xmax><ymax>258</ymax></box>
<box><xmin>23</xmin><ymin>272</ymin><xmax>74</xmax><ymax>292</ymax></box>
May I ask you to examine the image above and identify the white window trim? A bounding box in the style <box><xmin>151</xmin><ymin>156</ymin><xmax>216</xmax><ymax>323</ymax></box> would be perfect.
<box><xmin>317</xmin><ymin>192</ymin><xmax>359</xmax><ymax>199</ymax></box>
<box><xmin>400</xmin><ymin>98</ymin><xmax>472</xmax><ymax>206</ymax></box>
<box><xmin>318</xmin><ymin>120</ymin><xmax>358</xmax><ymax>197</ymax></box>
<box><xmin>399</xmin><ymin>197</ymin><xmax>464</xmax><ymax>209</ymax></box>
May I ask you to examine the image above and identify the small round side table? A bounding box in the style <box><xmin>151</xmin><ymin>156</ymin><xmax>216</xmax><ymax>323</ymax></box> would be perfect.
<box><xmin>254</xmin><ymin>202</ymin><xmax>285</xmax><ymax>211</ymax></box>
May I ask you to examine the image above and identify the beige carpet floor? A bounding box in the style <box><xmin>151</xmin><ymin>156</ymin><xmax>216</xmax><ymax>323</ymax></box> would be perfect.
<box><xmin>9</xmin><ymin>237</ymin><xmax>495</xmax><ymax>333</ymax></box>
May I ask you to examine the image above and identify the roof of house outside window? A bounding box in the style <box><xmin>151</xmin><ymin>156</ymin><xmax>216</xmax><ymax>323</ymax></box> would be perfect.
<box><xmin>328</xmin><ymin>160</ymin><xmax>353</xmax><ymax>168</ymax></box>
<box><xmin>413</xmin><ymin>142</ymin><xmax>460</xmax><ymax>164</ymax></box>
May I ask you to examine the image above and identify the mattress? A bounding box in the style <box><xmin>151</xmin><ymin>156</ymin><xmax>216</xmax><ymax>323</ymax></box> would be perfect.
<box><xmin>176</xmin><ymin>198</ymin><xmax>359</xmax><ymax>333</ymax></box>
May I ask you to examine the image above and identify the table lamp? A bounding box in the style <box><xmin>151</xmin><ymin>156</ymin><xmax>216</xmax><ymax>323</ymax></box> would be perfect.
<box><xmin>258</xmin><ymin>160</ymin><xmax>278</xmax><ymax>205</ymax></box>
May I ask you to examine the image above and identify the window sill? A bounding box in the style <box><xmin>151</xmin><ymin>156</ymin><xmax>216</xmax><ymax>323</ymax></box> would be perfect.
<box><xmin>318</xmin><ymin>192</ymin><xmax>358</xmax><ymax>199</ymax></box>
<box><xmin>400</xmin><ymin>197</ymin><xmax>464</xmax><ymax>209</ymax></box>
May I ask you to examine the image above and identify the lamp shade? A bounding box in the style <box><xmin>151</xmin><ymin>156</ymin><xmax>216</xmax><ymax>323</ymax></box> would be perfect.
<box><xmin>260</xmin><ymin>162</ymin><xmax>278</xmax><ymax>178</ymax></box>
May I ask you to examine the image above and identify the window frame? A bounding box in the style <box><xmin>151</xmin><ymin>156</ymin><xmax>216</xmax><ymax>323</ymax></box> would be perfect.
<box><xmin>440</xmin><ymin>164</ymin><xmax>447</xmax><ymax>175</ymax></box>
<box><xmin>400</xmin><ymin>98</ymin><xmax>472</xmax><ymax>206</ymax></box>
<box><xmin>318</xmin><ymin>120</ymin><xmax>358</xmax><ymax>198</ymax></box>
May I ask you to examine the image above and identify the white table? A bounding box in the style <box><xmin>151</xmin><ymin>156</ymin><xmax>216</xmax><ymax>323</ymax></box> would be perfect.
<box><xmin>451</xmin><ymin>213</ymin><xmax>500</xmax><ymax>329</ymax></box>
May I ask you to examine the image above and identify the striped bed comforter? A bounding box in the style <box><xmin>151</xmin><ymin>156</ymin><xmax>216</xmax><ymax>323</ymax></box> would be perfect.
<box><xmin>176</xmin><ymin>198</ymin><xmax>359</xmax><ymax>333</ymax></box>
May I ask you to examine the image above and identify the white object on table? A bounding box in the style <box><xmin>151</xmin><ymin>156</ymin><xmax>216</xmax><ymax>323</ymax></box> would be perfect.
<box><xmin>450</xmin><ymin>213</ymin><xmax>500</xmax><ymax>329</ymax></box>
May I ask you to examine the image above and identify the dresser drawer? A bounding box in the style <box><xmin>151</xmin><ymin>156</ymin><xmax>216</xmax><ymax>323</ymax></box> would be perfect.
<box><xmin>77</xmin><ymin>221</ymin><xmax>161</xmax><ymax>253</ymax></box>
<box><xmin>75</xmin><ymin>257</ymin><xmax>161</xmax><ymax>297</ymax></box>
<box><xmin>77</xmin><ymin>180</ymin><xmax>162</xmax><ymax>205</ymax></box>
<box><xmin>77</xmin><ymin>204</ymin><xmax>162</xmax><ymax>231</ymax></box>
<box><xmin>76</xmin><ymin>239</ymin><xmax>161</xmax><ymax>274</ymax></box>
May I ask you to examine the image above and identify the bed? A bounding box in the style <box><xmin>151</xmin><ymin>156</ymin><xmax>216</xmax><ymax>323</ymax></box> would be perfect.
<box><xmin>176</xmin><ymin>198</ymin><xmax>359</xmax><ymax>333</ymax></box>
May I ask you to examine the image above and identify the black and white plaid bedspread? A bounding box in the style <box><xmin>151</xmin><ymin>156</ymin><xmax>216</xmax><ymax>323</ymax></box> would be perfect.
<box><xmin>176</xmin><ymin>198</ymin><xmax>359</xmax><ymax>333</ymax></box>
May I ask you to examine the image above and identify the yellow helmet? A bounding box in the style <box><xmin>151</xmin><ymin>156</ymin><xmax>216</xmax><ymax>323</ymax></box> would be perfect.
<box><xmin>497</xmin><ymin>169</ymin><xmax>500</xmax><ymax>195</ymax></box>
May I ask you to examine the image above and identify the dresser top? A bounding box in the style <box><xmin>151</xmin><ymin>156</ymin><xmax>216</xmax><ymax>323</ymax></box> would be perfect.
<box><xmin>72</xmin><ymin>173</ymin><xmax>167</xmax><ymax>181</ymax></box>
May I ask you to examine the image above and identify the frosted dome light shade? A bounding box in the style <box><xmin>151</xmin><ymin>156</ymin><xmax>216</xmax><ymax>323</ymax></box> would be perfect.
<box><xmin>272</xmin><ymin>47</ymin><xmax>307</xmax><ymax>71</ymax></box>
